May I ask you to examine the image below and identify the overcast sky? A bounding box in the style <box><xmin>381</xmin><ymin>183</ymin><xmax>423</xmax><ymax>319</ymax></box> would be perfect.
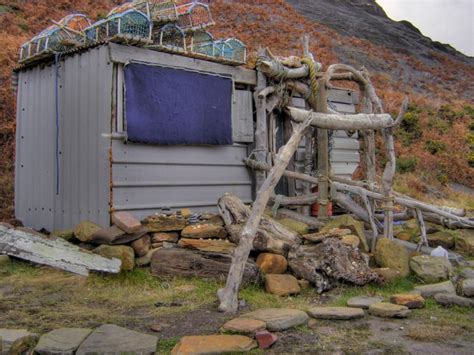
<box><xmin>376</xmin><ymin>0</ymin><xmax>474</xmax><ymax>56</ymax></box>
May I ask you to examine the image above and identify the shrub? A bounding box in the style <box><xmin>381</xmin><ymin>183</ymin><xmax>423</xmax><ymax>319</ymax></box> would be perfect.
<box><xmin>397</xmin><ymin>156</ymin><xmax>418</xmax><ymax>174</ymax></box>
<box><xmin>424</xmin><ymin>140</ymin><xmax>446</xmax><ymax>155</ymax></box>
<box><xmin>469</xmin><ymin>152</ymin><xmax>474</xmax><ymax>168</ymax></box>
<box><xmin>427</xmin><ymin>117</ymin><xmax>450</xmax><ymax>134</ymax></box>
<box><xmin>437</xmin><ymin>104</ymin><xmax>463</xmax><ymax>122</ymax></box>
<box><xmin>396</xmin><ymin>107</ymin><xmax>423</xmax><ymax>144</ymax></box>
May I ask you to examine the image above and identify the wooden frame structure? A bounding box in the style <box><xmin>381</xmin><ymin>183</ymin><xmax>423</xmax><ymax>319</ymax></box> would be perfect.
<box><xmin>217</xmin><ymin>38</ymin><xmax>474</xmax><ymax>313</ymax></box>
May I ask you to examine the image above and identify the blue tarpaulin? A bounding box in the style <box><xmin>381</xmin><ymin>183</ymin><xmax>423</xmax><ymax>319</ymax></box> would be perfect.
<box><xmin>124</xmin><ymin>62</ymin><xmax>233</xmax><ymax>145</ymax></box>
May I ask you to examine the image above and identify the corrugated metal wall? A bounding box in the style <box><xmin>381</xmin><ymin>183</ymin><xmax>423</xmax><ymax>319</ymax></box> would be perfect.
<box><xmin>15</xmin><ymin>46</ymin><xmax>112</xmax><ymax>230</ymax></box>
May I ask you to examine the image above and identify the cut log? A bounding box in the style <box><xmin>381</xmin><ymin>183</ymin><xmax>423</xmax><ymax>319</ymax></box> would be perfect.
<box><xmin>150</xmin><ymin>248</ymin><xmax>259</xmax><ymax>285</ymax></box>
<box><xmin>286</xmin><ymin>106</ymin><xmax>394</xmax><ymax>130</ymax></box>
<box><xmin>288</xmin><ymin>238</ymin><xmax>379</xmax><ymax>293</ymax></box>
<box><xmin>218</xmin><ymin>114</ymin><xmax>312</xmax><ymax>313</ymax></box>
<box><xmin>217</xmin><ymin>193</ymin><xmax>301</xmax><ymax>255</ymax></box>
<box><xmin>0</xmin><ymin>225</ymin><xmax>121</xmax><ymax>276</ymax></box>
<box><xmin>303</xmin><ymin>228</ymin><xmax>352</xmax><ymax>243</ymax></box>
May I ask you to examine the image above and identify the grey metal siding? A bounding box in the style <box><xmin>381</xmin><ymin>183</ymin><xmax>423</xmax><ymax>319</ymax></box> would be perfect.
<box><xmin>111</xmin><ymin>141</ymin><xmax>252</xmax><ymax>220</ymax></box>
<box><xmin>15</xmin><ymin>46</ymin><xmax>112</xmax><ymax>230</ymax></box>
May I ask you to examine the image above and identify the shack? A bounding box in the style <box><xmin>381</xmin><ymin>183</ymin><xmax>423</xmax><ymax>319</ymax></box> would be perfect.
<box><xmin>14</xmin><ymin>43</ymin><xmax>359</xmax><ymax>231</ymax></box>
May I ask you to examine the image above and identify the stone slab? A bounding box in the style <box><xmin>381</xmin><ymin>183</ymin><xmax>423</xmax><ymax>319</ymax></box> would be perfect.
<box><xmin>347</xmin><ymin>296</ymin><xmax>383</xmax><ymax>309</ymax></box>
<box><xmin>240</xmin><ymin>308</ymin><xmax>308</xmax><ymax>331</ymax></box>
<box><xmin>76</xmin><ymin>324</ymin><xmax>157</xmax><ymax>355</ymax></box>
<box><xmin>35</xmin><ymin>328</ymin><xmax>92</xmax><ymax>355</ymax></box>
<box><xmin>308</xmin><ymin>307</ymin><xmax>365</xmax><ymax>320</ymax></box>
<box><xmin>171</xmin><ymin>335</ymin><xmax>256</xmax><ymax>354</ymax></box>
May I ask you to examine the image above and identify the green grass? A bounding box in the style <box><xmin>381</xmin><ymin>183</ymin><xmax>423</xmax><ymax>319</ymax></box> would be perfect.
<box><xmin>328</xmin><ymin>277</ymin><xmax>416</xmax><ymax>307</ymax></box>
<box><xmin>156</xmin><ymin>337</ymin><xmax>180</xmax><ymax>354</ymax></box>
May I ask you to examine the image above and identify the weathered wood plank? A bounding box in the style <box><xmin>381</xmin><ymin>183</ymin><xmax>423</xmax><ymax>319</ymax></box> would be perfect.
<box><xmin>0</xmin><ymin>226</ymin><xmax>121</xmax><ymax>276</ymax></box>
<box><xmin>108</xmin><ymin>43</ymin><xmax>257</xmax><ymax>85</ymax></box>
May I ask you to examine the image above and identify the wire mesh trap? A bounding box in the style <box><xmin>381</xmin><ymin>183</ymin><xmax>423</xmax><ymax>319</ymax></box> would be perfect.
<box><xmin>176</xmin><ymin>2</ymin><xmax>213</xmax><ymax>31</ymax></box>
<box><xmin>187</xmin><ymin>30</ymin><xmax>213</xmax><ymax>53</ymax></box>
<box><xmin>19</xmin><ymin>14</ymin><xmax>90</xmax><ymax>62</ymax></box>
<box><xmin>153</xmin><ymin>23</ymin><xmax>186</xmax><ymax>50</ymax></box>
<box><xmin>214</xmin><ymin>38</ymin><xmax>247</xmax><ymax>63</ymax></box>
<box><xmin>84</xmin><ymin>9</ymin><xmax>152</xmax><ymax>44</ymax></box>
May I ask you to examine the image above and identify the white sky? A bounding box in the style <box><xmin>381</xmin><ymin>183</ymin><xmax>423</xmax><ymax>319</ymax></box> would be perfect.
<box><xmin>376</xmin><ymin>0</ymin><xmax>474</xmax><ymax>56</ymax></box>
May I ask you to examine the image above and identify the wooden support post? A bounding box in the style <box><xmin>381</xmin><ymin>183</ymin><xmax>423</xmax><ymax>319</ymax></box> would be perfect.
<box><xmin>254</xmin><ymin>48</ymin><xmax>268</xmax><ymax>193</ymax></box>
<box><xmin>316</xmin><ymin>78</ymin><xmax>329</xmax><ymax>220</ymax></box>
<box><xmin>217</xmin><ymin>115</ymin><xmax>313</xmax><ymax>313</ymax></box>
<box><xmin>415</xmin><ymin>208</ymin><xmax>429</xmax><ymax>247</ymax></box>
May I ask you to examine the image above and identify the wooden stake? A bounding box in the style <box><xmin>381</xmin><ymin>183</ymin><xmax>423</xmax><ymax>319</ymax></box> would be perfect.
<box><xmin>217</xmin><ymin>115</ymin><xmax>313</xmax><ymax>313</ymax></box>
<box><xmin>316</xmin><ymin>78</ymin><xmax>329</xmax><ymax>219</ymax></box>
<box><xmin>254</xmin><ymin>48</ymin><xmax>269</xmax><ymax>193</ymax></box>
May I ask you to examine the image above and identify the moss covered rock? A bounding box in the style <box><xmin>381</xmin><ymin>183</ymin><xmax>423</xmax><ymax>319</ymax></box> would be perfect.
<box><xmin>374</xmin><ymin>238</ymin><xmax>410</xmax><ymax>277</ymax></box>
<box><xmin>321</xmin><ymin>215</ymin><xmax>369</xmax><ymax>252</ymax></box>
<box><xmin>93</xmin><ymin>245</ymin><xmax>135</xmax><ymax>271</ymax></box>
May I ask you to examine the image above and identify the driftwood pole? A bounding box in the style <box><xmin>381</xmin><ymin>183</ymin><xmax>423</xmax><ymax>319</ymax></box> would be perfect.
<box><xmin>302</xmin><ymin>35</ymin><xmax>313</xmax><ymax>216</ymax></box>
<box><xmin>218</xmin><ymin>115</ymin><xmax>313</xmax><ymax>313</ymax></box>
<box><xmin>254</xmin><ymin>48</ymin><xmax>269</xmax><ymax>192</ymax></box>
<box><xmin>316</xmin><ymin>78</ymin><xmax>329</xmax><ymax>219</ymax></box>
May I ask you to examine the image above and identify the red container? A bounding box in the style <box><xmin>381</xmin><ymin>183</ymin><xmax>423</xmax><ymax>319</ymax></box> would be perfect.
<box><xmin>311</xmin><ymin>187</ymin><xmax>333</xmax><ymax>217</ymax></box>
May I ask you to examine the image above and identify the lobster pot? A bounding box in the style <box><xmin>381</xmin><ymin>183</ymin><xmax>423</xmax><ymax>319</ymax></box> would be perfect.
<box><xmin>177</xmin><ymin>3</ymin><xmax>213</xmax><ymax>31</ymax></box>
<box><xmin>149</xmin><ymin>0</ymin><xmax>178</xmax><ymax>22</ymax></box>
<box><xmin>19</xmin><ymin>14</ymin><xmax>90</xmax><ymax>62</ymax></box>
<box><xmin>224</xmin><ymin>38</ymin><xmax>246</xmax><ymax>63</ymax></box>
<box><xmin>108</xmin><ymin>1</ymin><xmax>150</xmax><ymax>17</ymax></box>
<box><xmin>214</xmin><ymin>40</ymin><xmax>232</xmax><ymax>59</ymax></box>
<box><xmin>156</xmin><ymin>24</ymin><xmax>186</xmax><ymax>50</ymax></box>
<box><xmin>188</xmin><ymin>30</ymin><xmax>213</xmax><ymax>52</ymax></box>
<box><xmin>85</xmin><ymin>10</ymin><xmax>151</xmax><ymax>44</ymax></box>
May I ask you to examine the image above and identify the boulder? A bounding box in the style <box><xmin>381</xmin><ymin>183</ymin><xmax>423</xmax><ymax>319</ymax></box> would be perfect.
<box><xmin>221</xmin><ymin>318</ymin><xmax>266</xmax><ymax>335</ymax></box>
<box><xmin>307</xmin><ymin>307</ymin><xmax>365</xmax><ymax>320</ymax></box>
<box><xmin>151</xmin><ymin>232</ymin><xmax>179</xmax><ymax>243</ymax></box>
<box><xmin>455</xmin><ymin>230</ymin><xmax>474</xmax><ymax>256</ymax></box>
<box><xmin>93</xmin><ymin>245</ymin><xmax>135</xmax><ymax>271</ymax></box>
<box><xmin>181</xmin><ymin>223</ymin><xmax>227</xmax><ymax>239</ymax></box>
<box><xmin>374</xmin><ymin>238</ymin><xmax>410</xmax><ymax>277</ymax></box>
<box><xmin>264</xmin><ymin>274</ymin><xmax>301</xmax><ymax>296</ymax></box>
<box><xmin>90</xmin><ymin>225</ymin><xmax>149</xmax><ymax>245</ymax></box>
<box><xmin>427</xmin><ymin>231</ymin><xmax>455</xmax><ymax>249</ymax></box>
<box><xmin>389</xmin><ymin>294</ymin><xmax>425</xmax><ymax>309</ymax></box>
<box><xmin>240</xmin><ymin>308</ymin><xmax>309</xmax><ymax>331</ymax></box>
<box><xmin>76</xmin><ymin>324</ymin><xmax>157</xmax><ymax>355</ymax></box>
<box><xmin>459</xmin><ymin>268</ymin><xmax>474</xmax><ymax>279</ymax></box>
<box><xmin>409</xmin><ymin>255</ymin><xmax>452</xmax><ymax>283</ymax></box>
<box><xmin>288</xmin><ymin>239</ymin><xmax>378</xmax><ymax>293</ymax></box>
<box><xmin>434</xmin><ymin>293</ymin><xmax>474</xmax><ymax>307</ymax></box>
<box><xmin>35</xmin><ymin>328</ymin><xmax>92</xmax><ymax>355</ymax></box>
<box><xmin>50</xmin><ymin>229</ymin><xmax>75</xmax><ymax>242</ymax></box>
<box><xmin>320</xmin><ymin>214</ymin><xmax>369</xmax><ymax>252</ymax></box>
<box><xmin>178</xmin><ymin>238</ymin><xmax>236</xmax><ymax>254</ymax></box>
<box><xmin>368</xmin><ymin>302</ymin><xmax>410</xmax><ymax>318</ymax></box>
<box><xmin>459</xmin><ymin>279</ymin><xmax>474</xmax><ymax>297</ymax></box>
<box><xmin>136</xmin><ymin>248</ymin><xmax>159</xmax><ymax>267</ymax></box>
<box><xmin>276</xmin><ymin>218</ymin><xmax>309</xmax><ymax>235</ymax></box>
<box><xmin>255</xmin><ymin>330</ymin><xmax>278</xmax><ymax>349</ymax></box>
<box><xmin>180</xmin><ymin>208</ymin><xmax>192</xmax><ymax>219</ymax></box>
<box><xmin>142</xmin><ymin>214</ymin><xmax>186</xmax><ymax>232</ymax></box>
<box><xmin>171</xmin><ymin>335</ymin><xmax>256</xmax><ymax>354</ymax></box>
<box><xmin>73</xmin><ymin>221</ymin><xmax>102</xmax><ymax>242</ymax></box>
<box><xmin>111</xmin><ymin>211</ymin><xmax>142</xmax><ymax>233</ymax></box>
<box><xmin>341</xmin><ymin>235</ymin><xmax>360</xmax><ymax>248</ymax></box>
<box><xmin>0</xmin><ymin>329</ymin><xmax>38</xmax><ymax>353</ymax></box>
<box><xmin>297</xmin><ymin>279</ymin><xmax>311</xmax><ymax>289</ymax></box>
<box><xmin>414</xmin><ymin>281</ymin><xmax>456</xmax><ymax>297</ymax></box>
<box><xmin>346</xmin><ymin>296</ymin><xmax>383</xmax><ymax>309</ymax></box>
<box><xmin>256</xmin><ymin>253</ymin><xmax>288</xmax><ymax>274</ymax></box>
<box><xmin>372</xmin><ymin>267</ymin><xmax>402</xmax><ymax>283</ymax></box>
<box><xmin>130</xmin><ymin>234</ymin><xmax>151</xmax><ymax>257</ymax></box>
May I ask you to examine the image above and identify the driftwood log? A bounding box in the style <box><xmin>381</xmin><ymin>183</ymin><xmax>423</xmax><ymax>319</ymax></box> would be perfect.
<box><xmin>288</xmin><ymin>238</ymin><xmax>379</xmax><ymax>293</ymax></box>
<box><xmin>218</xmin><ymin>114</ymin><xmax>312</xmax><ymax>313</ymax></box>
<box><xmin>286</xmin><ymin>107</ymin><xmax>395</xmax><ymax>130</ymax></box>
<box><xmin>217</xmin><ymin>193</ymin><xmax>301</xmax><ymax>255</ymax></box>
<box><xmin>150</xmin><ymin>248</ymin><xmax>259</xmax><ymax>285</ymax></box>
<box><xmin>0</xmin><ymin>225</ymin><xmax>121</xmax><ymax>276</ymax></box>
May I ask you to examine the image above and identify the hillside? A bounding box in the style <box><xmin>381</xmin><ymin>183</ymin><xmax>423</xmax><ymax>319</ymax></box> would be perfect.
<box><xmin>0</xmin><ymin>0</ymin><xmax>473</xmax><ymax>219</ymax></box>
